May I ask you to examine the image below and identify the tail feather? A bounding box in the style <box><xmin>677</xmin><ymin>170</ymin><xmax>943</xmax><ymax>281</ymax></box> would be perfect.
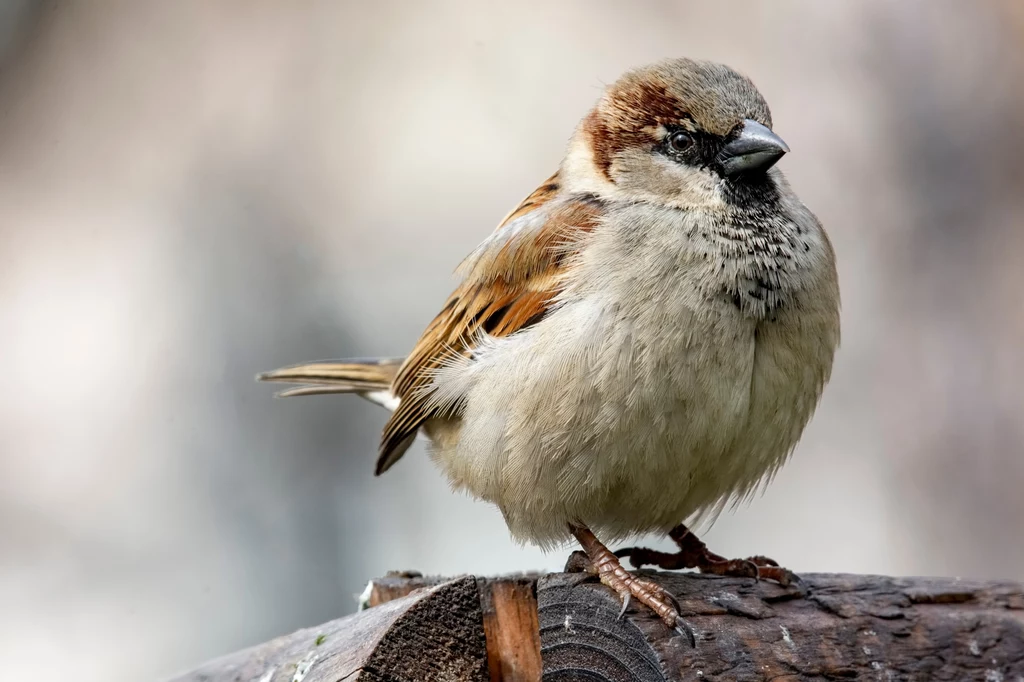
<box><xmin>257</xmin><ymin>357</ymin><xmax>404</xmax><ymax>410</ymax></box>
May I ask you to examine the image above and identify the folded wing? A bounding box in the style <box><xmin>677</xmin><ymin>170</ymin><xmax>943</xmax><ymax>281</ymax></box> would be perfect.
<box><xmin>377</xmin><ymin>173</ymin><xmax>603</xmax><ymax>474</ymax></box>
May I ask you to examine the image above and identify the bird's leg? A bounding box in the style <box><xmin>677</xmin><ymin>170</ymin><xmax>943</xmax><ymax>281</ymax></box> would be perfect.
<box><xmin>615</xmin><ymin>523</ymin><xmax>797</xmax><ymax>586</ymax></box>
<box><xmin>569</xmin><ymin>524</ymin><xmax>694</xmax><ymax>645</ymax></box>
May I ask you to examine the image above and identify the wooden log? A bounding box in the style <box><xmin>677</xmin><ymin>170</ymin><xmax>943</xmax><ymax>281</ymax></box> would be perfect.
<box><xmin>171</xmin><ymin>575</ymin><xmax>488</xmax><ymax>682</ymax></box>
<box><xmin>369</xmin><ymin>573</ymin><xmax>543</xmax><ymax>682</ymax></box>
<box><xmin>175</xmin><ymin>570</ymin><xmax>1024</xmax><ymax>682</ymax></box>
<box><xmin>371</xmin><ymin>571</ymin><xmax>1024</xmax><ymax>681</ymax></box>
<box><xmin>536</xmin><ymin>571</ymin><xmax>1024</xmax><ymax>681</ymax></box>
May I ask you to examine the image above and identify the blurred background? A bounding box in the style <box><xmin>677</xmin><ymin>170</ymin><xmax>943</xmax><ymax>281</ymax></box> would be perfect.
<box><xmin>1</xmin><ymin>1</ymin><xmax>1023</xmax><ymax>680</ymax></box>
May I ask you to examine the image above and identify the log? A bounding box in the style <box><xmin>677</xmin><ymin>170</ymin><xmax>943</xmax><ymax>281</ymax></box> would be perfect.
<box><xmin>534</xmin><ymin>571</ymin><xmax>1024</xmax><ymax>681</ymax></box>
<box><xmin>171</xmin><ymin>575</ymin><xmax>489</xmax><ymax>682</ymax></box>
<box><xmin>174</xmin><ymin>570</ymin><xmax>1024</xmax><ymax>682</ymax></box>
<box><xmin>369</xmin><ymin>571</ymin><xmax>1024</xmax><ymax>681</ymax></box>
<box><xmin>370</xmin><ymin>573</ymin><xmax>544</xmax><ymax>681</ymax></box>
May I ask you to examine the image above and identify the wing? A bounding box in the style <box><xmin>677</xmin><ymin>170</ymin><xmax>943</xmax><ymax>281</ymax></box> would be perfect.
<box><xmin>375</xmin><ymin>172</ymin><xmax>603</xmax><ymax>473</ymax></box>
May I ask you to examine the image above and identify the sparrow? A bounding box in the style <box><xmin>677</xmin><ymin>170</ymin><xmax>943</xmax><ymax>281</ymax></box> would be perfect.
<box><xmin>260</xmin><ymin>57</ymin><xmax>840</xmax><ymax>640</ymax></box>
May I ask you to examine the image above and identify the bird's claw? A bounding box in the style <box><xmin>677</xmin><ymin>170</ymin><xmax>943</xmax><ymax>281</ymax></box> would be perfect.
<box><xmin>614</xmin><ymin>527</ymin><xmax>799</xmax><ymax>587</ymax></box>
<box><xmin>617</xmin><ymin>591</ymin><xmax>631</xmax><ymax>619</ymax></box>
<box><xmin>570</xmin><ymin>525</ymin><xmax>695</xmax><ymax>646</ymax></box>
<box><xmin>750</xmin><ymin>562</ymin><xmax>799</xmax><ymax>587</ymax></box>
<box><xmin>675</xmin><ymin>620</ymin><xmax>697</xmax><ymax>647</ymax></box>
<box><xmin>612</xmin><ymin>580</ymin><xmax>695</xmax><ymax>646</ymax></box>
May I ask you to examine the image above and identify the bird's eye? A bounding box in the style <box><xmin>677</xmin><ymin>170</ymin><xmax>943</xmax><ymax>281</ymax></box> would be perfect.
<box><xmin>667</xmin><ymin>130</ymin><xmax>693</xmax><ymax>153</ymax></box>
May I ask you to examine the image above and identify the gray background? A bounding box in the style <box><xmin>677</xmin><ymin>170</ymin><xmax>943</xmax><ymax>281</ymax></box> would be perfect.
<box><xmin>1</xmin><ymin>2</ymin><xmax>1023</xmax><ymax>680</ymax></box>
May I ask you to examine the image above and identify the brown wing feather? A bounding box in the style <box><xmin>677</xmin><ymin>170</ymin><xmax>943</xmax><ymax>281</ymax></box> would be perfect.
<box><xmin>376</xmin><ymin>172</ymin><xmax>602</xmax><ymax>474</ymax></box>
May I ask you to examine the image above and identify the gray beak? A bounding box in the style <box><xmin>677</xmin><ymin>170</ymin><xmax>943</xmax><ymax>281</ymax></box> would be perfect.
<box><xmin>718</xmin><ymin>119</ymin><xmax>790</xmax><ymax>177</ymax></box>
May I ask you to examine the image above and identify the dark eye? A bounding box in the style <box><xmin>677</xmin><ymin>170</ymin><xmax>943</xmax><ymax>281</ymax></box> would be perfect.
<box><xmin>667</xmin><ymin>130</ymin><xmax>693</xmax><ymax>153</ymax></box>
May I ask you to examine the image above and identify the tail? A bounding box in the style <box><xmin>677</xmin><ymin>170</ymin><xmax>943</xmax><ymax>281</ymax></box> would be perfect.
<box><xmin>257</xmin><ymin>357</ymin><xmax>405</xmax><ymax>410</ymax></box>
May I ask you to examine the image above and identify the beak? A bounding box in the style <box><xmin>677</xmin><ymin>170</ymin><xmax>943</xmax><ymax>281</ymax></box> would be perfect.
<box><xmin>718</xmin><ymin>119</ymin><xmax>790</xmax><ymax>177</ymax></box>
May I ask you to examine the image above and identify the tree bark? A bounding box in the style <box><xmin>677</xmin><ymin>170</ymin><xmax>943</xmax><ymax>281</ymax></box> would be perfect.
<box><xmin>535</xmin><ymin>571</ymin><xmax>1024</xmax><ymax>681</ymax></box>
<box><xmin>173</xmin><ymin>570</ymin><xmax>1024</xmax><ymax>682</ymax></box>
<box><xmin>171</xmin><ymin>575</ymin><xmax>489</xmax><ymax>682</ymax></box>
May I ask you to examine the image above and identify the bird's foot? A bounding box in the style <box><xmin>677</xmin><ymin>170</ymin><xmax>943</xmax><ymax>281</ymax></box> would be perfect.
<box><xmin>569</xmin><ymin>524</ymin><xmax>695</xmax><ymax>645</ymax></box>
<box><xmin>615</xmin><ymin>523</ymin><xmax>798</xmax><ymax>586</ymax></box>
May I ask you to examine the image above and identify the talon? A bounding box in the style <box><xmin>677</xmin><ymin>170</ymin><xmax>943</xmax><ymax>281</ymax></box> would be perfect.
<box><xmin>675</xmin><ymin>621</ymin><xmax>697</xmax><ymax>647</ymax></box>
<box><xmin>743</xmin><ymin>559</ymin><xmax>760</xmax><ymax>581</ymax></box>
<box><xmin>618</xmin><ymin>592</ymin><xmax>631</xmax><ymax>620</ymax></box>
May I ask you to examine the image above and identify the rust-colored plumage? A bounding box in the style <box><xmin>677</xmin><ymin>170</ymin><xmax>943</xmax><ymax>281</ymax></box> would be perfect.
<box><xmin>584</xmin><ymin>80</ymin><xmax>689</xmax><ymax>181</ymax></box>
<box><xmin>258</xmin><ymin>171</ymin><xmax>604</xmax><ymax>475</ymax></box>
<box><xmin>378</xmin><ymin>172</ymin><xmax>603</xmax><ymax>473</ymax></box>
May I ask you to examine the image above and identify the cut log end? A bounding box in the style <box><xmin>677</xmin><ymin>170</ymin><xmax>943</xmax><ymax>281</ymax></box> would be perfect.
<box><xmin>170</xmin><ymin>576</ymin><xmax>488</xmax><ymax>682</ymax></box>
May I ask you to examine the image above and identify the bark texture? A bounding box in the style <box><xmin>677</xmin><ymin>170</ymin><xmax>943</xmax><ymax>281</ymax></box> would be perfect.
<box><xmin>174</xmin><ymin>571</ymin><xmax>1024</xmax><ymax>682</ymax></box>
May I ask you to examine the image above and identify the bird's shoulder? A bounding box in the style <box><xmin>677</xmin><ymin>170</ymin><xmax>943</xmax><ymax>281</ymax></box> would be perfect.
<box><xmin>376</xmin><ymin>171</ymin><xmax>604</xmax><ymax>473</ymax></box>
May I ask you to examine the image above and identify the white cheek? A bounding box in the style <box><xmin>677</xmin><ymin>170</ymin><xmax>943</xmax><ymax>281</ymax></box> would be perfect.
<box><xmin>663</xmin><ymin>163</ymin><xmax>722</xmax><ymax>206</ymax></box>
<box><xmin>615</xmin><ymin>151</ymin><xmax>726</xmax><ymax>210</ymax></box>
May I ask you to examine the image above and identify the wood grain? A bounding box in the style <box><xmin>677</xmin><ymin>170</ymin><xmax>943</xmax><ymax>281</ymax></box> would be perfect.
<box><xmin>537</xmin><ymin>571</ymin><xmax>1024</xmax><ymax>681</ymax></box>
<box><xmin>369</xmin><ymin>573</ymin><xmax>543</xmax><ymax>682</ymax></box>
<box><xmin>176</xmin><ymin>571</ymin><xmax>1024</xmax><ymax>682</ymax></box>
<box><xmin>480</xmin><ymin>577</ymin><xmax>543</xmax><ymax>682</ymax></box>
<box><xmin>171</xmin><ymin>576</ymin><xmax>488</xmax><ymax>682</ymax></box>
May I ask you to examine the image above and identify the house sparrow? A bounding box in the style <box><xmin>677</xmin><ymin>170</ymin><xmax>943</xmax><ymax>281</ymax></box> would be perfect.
<box><xmin>260</xmin><ymin>57</ymin><xmax>840</xmax><ymax>639</ymax></box>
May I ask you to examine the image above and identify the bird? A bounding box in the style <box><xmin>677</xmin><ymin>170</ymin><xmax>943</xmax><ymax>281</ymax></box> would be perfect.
<box><xmin>259</xmin><ymin>57</ymin><xmax>840</xmax><ymax>639</ymax></box>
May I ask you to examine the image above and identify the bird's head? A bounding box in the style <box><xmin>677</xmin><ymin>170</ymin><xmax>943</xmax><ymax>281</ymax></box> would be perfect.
<box><xmin>564</xmin><ymin>58</ymin><xmax>790</xmax><ymax>210</ymax></box>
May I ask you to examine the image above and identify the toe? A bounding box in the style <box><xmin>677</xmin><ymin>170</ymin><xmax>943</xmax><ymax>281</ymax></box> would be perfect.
<box><xmin>757</xmin><ymin>565</ymin><xmax>799</xmax><ymax>586</ymax></box>
<box><xmin>746</xmin><ymin>554</ymin><xmax>780</xmax><ymax>567</ymax></box>
<box><xmin>613</xmin><ymin>546</ymin><xmax>650</xmax><ymax>569</ymax></box>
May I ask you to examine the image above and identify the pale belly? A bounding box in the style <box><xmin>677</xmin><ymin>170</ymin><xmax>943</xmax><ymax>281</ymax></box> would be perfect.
<box><xmin>426</xmin><ymin>294</ymin><xmax>830</xmax><ymax>549</ymax></box>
